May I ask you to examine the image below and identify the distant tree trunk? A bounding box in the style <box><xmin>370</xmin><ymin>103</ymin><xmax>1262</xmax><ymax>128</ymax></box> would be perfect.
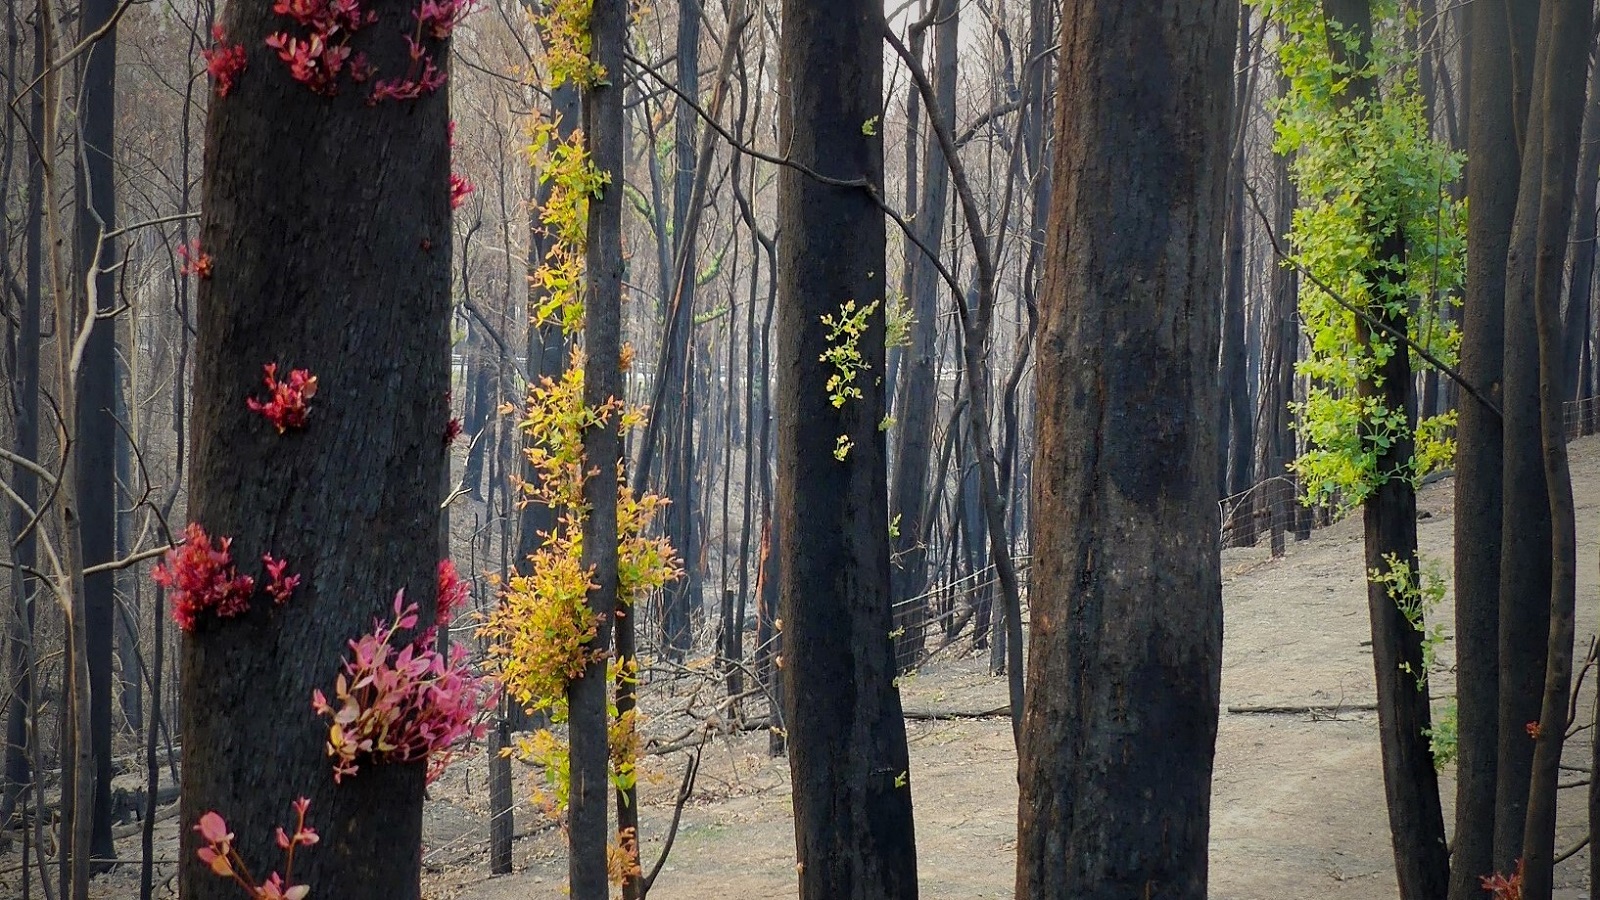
<box><xmin>73</xmin><ymin>0</ymin><xmax>119</xmax><ymax>864</ymax></box>
<box><xmin>888</xmin><ymin>0</ymin><xmax>954</xmax><ymax>672</ymax></box>
<box><xmin>2</xmin><ymin>17</ymin><xmax>43</xmax><ymax>828</ymax></box>
<box><xmin>1016</xmin><ymin>2</ymin><xmax>1236</xmax><ymax>897</ymax></box>
<box><xmin>461</xmin><ymin>335</ymin><xmax>494</xmax><ymax>499</ymax></box>
<box><xmin>570</xmin><ymin>0</ymin><xmax>626</xmax><ymax>891</ymax></box>
<box><xmin>1448</xmin><ymin>3</ymin><xmax>1529</xmax><ymax>895</ymax></box>
<box><xmin>1219</xmin><ymin>4</ymin><xmax>1254</xmax><ymax>501</ymax></box>
<box><xmin>114</xmin><ymin>345</ymin><xmax>143</xmax><ymax>736</ymax></box>
<box><xmin>1319</xmin><ymin>3</ymin><xmax>1450</xmax><ymax>894</ymax></box>
<box><xmin>1563</xmin><ymin>40</ymin><xmax>1600</xmax><ymax>403</ymax></box>
<box><xmin>178</xmin><ymin>2</ymin><xmax>453</xmax><ymax>896</ymax></box>
<box><xmin>1257</xmin><ymin>112</ymin><xmax>1298</xmax><ymax>560</ymax></box>
<box><xmin>1493</xmin><ymin>0</ymin><xmax>1553</xmax><ymax>871</ymax></box>
<box><xmin>775</xmin><ymin>0</ymin><xmax>918</xmax><ymax>889</ymax></box>
<box><xmin>1514</xmin><ymin>1</ymin><xmax>1590</xmax><ymax>895</ymax></box>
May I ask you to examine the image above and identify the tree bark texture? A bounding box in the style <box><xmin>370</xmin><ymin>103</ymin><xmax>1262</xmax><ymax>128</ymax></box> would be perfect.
<box><xmin>1016</xmin><ymin>2</ymin><xmax>1236</xmax><ymax>897</ymax></box>
<box><xmin>179</xmin><ymin>4</ymin><xmax>453</xmax><ymax>896</ymax></box>
<box><xmin>1448</xmin><ymin>3</ymin><xmax>1526</xmax><ymax>895</ymax></box>
<box><xmin>775</xmin><ymin>0</ymin><xmax>918</xmax><ymax>891</ymax></box>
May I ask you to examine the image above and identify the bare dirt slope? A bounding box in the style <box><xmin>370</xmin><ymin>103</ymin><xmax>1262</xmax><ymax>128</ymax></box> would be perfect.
<box><xmin>35</xmin><ymin>437</ymin><xmax>1600</xmax><ymax>900</ymax></box>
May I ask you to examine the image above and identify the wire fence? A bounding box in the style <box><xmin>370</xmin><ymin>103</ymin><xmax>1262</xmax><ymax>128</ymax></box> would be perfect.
<box><xmin>1219</xmin><ymin>395</ymin><xmax>1600</xmax><ymax>555</ymax></box>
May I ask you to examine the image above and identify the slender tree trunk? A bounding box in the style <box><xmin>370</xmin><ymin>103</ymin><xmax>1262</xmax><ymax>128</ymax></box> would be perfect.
<box><xmin>569</xmin><ymin>0</ymin><xmax>626</xmax><ymax>891</ymax></box>
<box><xmin>889</xmin><ymin>0</ymin><xmax>955</xmax><ymax>671</ymax></box>
<box><xmin>1563</xmin><ymin>38</ymin><xmax>1600</xmax><ymax>403</ymax></box>
<box><xmin>1515</xmin><ymin>2</ymin><xmax>1591</xmax><ymax>895</ymax></box>
<box><xmin>1494</xmin><ymin>0</ymin><xmax>1555</xmax><ymax>871</ymax></box>
<box><xmin>1016</xmin><ymin>2</ymin><xmax>1235</xmax><ymax>896</ymax></box>
<box><xmin>73</xmin><ymin>0</ymin><xmax>119</xmax><ymax>864</ymax></box>
<box><xmin>1448</xmin><ymin>3</ymin><xmax>1528</xmax><ymax>895</ymax></box>
<box><xmin>775</xmin><ymin>0</ymin><xmax>918</xmax><ymax>889</ymax></box>
<box><xmin>1319</xmin><ymin>4</ymin><xmax>1450</xmax><ymax>895</ymax></box>
<box><xmin>2</xmin><ymin>12</ymin><xmax>44</xmax><ymax>829</ymax></box>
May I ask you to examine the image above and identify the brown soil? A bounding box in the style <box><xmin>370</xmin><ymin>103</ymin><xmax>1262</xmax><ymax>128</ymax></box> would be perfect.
<box><xmin>19</xmin><ymin>438</ymin><xmax>1600</xmax><ymax>900</ymax></box>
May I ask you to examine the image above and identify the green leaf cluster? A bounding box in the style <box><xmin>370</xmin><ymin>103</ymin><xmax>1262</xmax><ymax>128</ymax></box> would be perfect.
<box><xmin>1253</xmin><ymin>0</ymin><xmax>1465</xmax><ymax>509</ymax></box>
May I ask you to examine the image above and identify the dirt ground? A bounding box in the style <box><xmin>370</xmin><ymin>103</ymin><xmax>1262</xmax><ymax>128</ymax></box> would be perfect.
<box><xmin>20</xmin><ymin>437</ymin><xmax>1600</xmax><ymax>899</ymax></box>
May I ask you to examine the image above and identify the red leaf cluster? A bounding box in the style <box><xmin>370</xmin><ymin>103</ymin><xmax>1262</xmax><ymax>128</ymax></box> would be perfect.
<box><xmin>202</xmin><ymin>25</ymin><xmax>249</xmax><ymax>98</ymax></box>
<box><xmin>246</xmin><ymin>363</ymin><xmax>319</xmax><ymax>434</ymax></box>
<box><xmin>1480</xmin><ymin>858</ymin><xmax>1523</xmax><ymax>900</ymax></box>
<box><xmin>449</xmin><ymin>172</ymin><xmax>475</xmax><ymax>210</ymax></box>
<box><xmin>266</xmin><ymin>0</ymin><xmax>374</xmax><ymax>95</ymax></box>
<box><xmin>152</xmin><ymin>524</ymin><xmax>256</xmax><ymax>632</ymax></box>
<box><xmin>177</xmin><ymin>239</ymin><xmax>213</xmax><ymax>279</ymax></box>
<box><xmin>263</xmin><ymin>553</ymin><xmax>302</xmax><ymax>605</ymax></box>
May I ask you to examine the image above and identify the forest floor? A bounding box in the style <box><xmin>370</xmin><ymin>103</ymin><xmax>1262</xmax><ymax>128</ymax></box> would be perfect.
<box><xmin>27</xmin><ymin>436</ymin><xmax>1600</xmax><ymax>899</ymax></box>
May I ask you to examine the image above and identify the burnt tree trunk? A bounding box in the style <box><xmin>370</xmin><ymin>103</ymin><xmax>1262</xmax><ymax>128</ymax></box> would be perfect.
<box><xmin>1515</xmin><ymin>1</ymin><xmax>1591</xmax><ymax>894</ymax></box>
<box><xmin>1448</xmin><ymin>3</ymin><xmax>1530</xmax><ymax>895</ymax></box>
<box><xmin>889</xmin><ymin>0</ymin><xmax>955</xmax><ymax>672</ymax></box>
<box><xmin>1016</xmin><ymin>2</ymin><xmax>1236</xmax><ymax>897</ymax></box>
<box><xmin>1493</xmin><ymin>0</ymin><xmax>1554</xmax><ymax>871</ymax></box>
<box><xmin>1320</xmin><ymin>3</ymin><xmax>1450</xmax><ymax>895</ymax></box>
<box><xmin>178</xmin><ymin>5</ymin><xmax>454</xmax><ymax>897</ymax></box>
<box><xmin>775</xmin><ymin>0</ymin><xmax>918</xmax><ymax>890</ymax></box>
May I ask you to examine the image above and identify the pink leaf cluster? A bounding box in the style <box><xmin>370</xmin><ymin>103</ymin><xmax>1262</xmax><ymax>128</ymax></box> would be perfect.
<box><xmin>202</xmin><ymin>25</ymin><xmax>249</xmax><ymax>98</ymax></box>
<box><xmin>368</xmin><ymin>36</ymin><xmax>446</xmax><ymax>103</ymax></box>
<box><xmin>311</xmin><ymin>588</ymin><xmax>496</xmax><ymax>784</ymax></box>
<box><xmin>1481</xmin><ymin>859</ymin><xmax>1523</xmax><ymax>900</ymax></box>
<box><xmin>449</xmin><ymin>172</ymin><xmax>475</xmax><ymax>210</ymax></box>
<box><xmin>246</xmin><ymin>363</ymin><xmax>319</xmax><ymax>433</ymax></box>
<box><xmin>153</xmin><ymin>524</ymin><xmax>256</xmax><ymax>632</ymax></box>
<box><xmin>266</xmin><ymin>0</ymin><xmax>374</xmax><ymax>95</ymax></box>
<box><xmin>195</xmin><ymin>799</ymin><xmax>317</xmax><ymax>900</ymax></box>
<box><xmin>414</xmin><ymin>0</ymin><xmax>473</xmax><ymax>39</ymax></box>
<box><xmin>177</xmin><ymin>239</ymin><xmax>213</xmax><ymax>279</ymax></box>
<box><xmin>263</xmin><ymin>554</ymin><xmax>302</xmax><ymax>605</ymax></box>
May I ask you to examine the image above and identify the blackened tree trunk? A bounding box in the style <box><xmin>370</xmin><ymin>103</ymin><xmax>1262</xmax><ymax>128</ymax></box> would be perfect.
<box><xmin>888</xmin><ymin>0</ymin><xmax>955</xmax><ymax>671</ymax></box>
<box><xmin>1219</xmin><ymin>4</ymin><xmax>1254</xmax><ymax>500</ymax></box>
<box><xmin>179</xmin><ymin>4</ymin><xmax>454</xmax><ymax>897</ymax></box>
<box><xmin>73</xmin><ymin>0</ymin><xmax>119</xmax><ymax>865</ymax></box>
<box><xmin>1448</xmin><ymin>4</ymin><xmax>1530</xmax><ymax>896</ymax></box>
<box><xmin>1016</xmin><ymin>2</ymin><xmax>1236</xmax><ymax>897</ymax></box>
<box><xmin>1319</xmin><ymin>4</ymin><xmax>1450</xmax><ymax>895</ymax></box>
<box><xmin>1514</xmin><ymin>2</ymin><xmax>1591</xmax><ymax>894</ymax></box>
<box><xmin>572</xmin><ymin>0</ymin><xmax>626</xmax><ymax>891</ymax></box>
<box><xmin>775</xmin><ymin>0</ymin><xmax>917</xmax><ymax>889</ymax></box>
<box><xmin>2</xmin><ymin>17</ymin><xmax>44</xmax><ymax>828</ymax></box>
<box><xmin>1494</xmin><ymin>0</ymin><xmax>1554</xmax><ymax>871</ymax></box>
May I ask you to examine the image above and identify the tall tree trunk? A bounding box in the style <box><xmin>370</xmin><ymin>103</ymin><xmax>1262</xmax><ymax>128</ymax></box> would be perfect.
<box><xmin>571</xmin><ymin>0</ymin><xmax>626</xmax><ymax>891</ymax></box>
<box><xmin>1563</xmin><ymin>37</ymin><xmax>1600</xmax><ymax>403</ymax></box>
<box><xmin>1448</xmin><ymin>3</ymin><xmax>1530</xmax><ymax>895</ymax></box>
<box><xmin>888</xmin><ymin>0</ymin><xmax>955</xmax><ymax>672</ymax></box>
<box><xmin>1016</xmin><ymin>2</ymin><xmax>1236</xmax><ymax>897</ymax></box>
<box><xmin>775</xmin><ymin>0</ymin><xmax>918</xmax><ymax>890</ymax></box>
<box><xmin>74</xmin><ymin>0</ymin><xmax>119</xmax><ymax>864</ymax></box>
<box><xmin>1514</xmin><ymin>2</ymin><xmax>1591</xmax><ymax>895</ymax></box>
<box><xmin>1320</xmin><ymin>4</ymin><xmax>1450</xmax><ymax>895</ymax></box>
<box><xmin>1494</xmin><ymin>0</ymin><xmax>1554</xmax><ymax>871</ymax></box>
<box><xmin>1220</xmin><ymin>4</ymin><xmax>1254</xmax><ymax>500</ymax></box>
<box><xmin>178</xmin><ymin>5</ymin><xmax>454</xmax><ymax>896</ymax></box>
<box><xmin>2</xmin><ymin>12</ymin><xmax>44</xmax><ymax>829</ymax></box>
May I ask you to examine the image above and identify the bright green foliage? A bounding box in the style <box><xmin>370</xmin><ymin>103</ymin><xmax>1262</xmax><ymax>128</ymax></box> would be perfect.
<box><xmin>884</xmin><ymin>290</ymin><xmax>914</xmax><ymax>351</ymax></box>
<box><xmin>820</xmin><ymin>299</ymin><xmax>878</xmax><ymax>461</ymax></box>
<box><xmin>820</xmin><ymin>299</ymin><xmax>878</xmax><ymax>409</ymax></box>
<box><xmin>1253</xmin><ymin>0</ymin><xmax>1464</xmax><ymax>508</ymax></box>
<box><xmin>1370</xmin><ymin>550</ymin><xmax>1454</xmax><ymax>768</ymax></box>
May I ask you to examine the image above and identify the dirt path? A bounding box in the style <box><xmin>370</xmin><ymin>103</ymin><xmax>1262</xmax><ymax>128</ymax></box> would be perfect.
<box><xmin>32</xmin><ymin>438</ymin><xmax>1600</xmax><ymax>900</ymax></box>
